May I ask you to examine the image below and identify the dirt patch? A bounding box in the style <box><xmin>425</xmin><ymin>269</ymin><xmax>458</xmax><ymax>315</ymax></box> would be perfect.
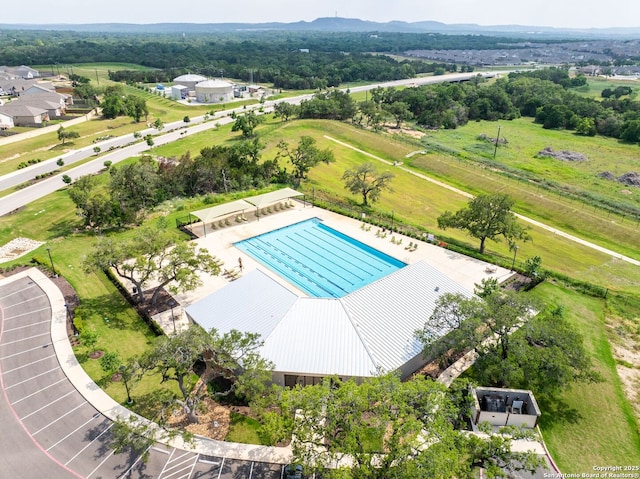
<box><xmin>398</xmin><ymin>127</ymin><xmax>426</xmax><ymax>139</ymax></box>
<box><xmin>598</xmin><ymin>171</ymin><xmax>640</xmax><ymax>188</ymax></box>
<box><xmin>611</xmin><ymin>341</ymin><xmax>640</xmax><ymax>422</ymax></box>
<box><xmin>618</xmin><ymin>172</ymin><xmax>640</xmax><ymax>187</ymax></box>
<box><xmin>166</xmin><ymin>397</ymin><xmax>231</xmax><ymax>441</ymax></box>
<box><xmin>536</xmin><ymin>147</ymin><xmax>587</xmax><ymax>162</ymax></box>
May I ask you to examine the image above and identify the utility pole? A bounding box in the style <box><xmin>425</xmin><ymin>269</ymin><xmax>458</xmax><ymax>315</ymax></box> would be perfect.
<box><xmin>493</xmin><ymin>125</ymin><xmax>501</xmax><ymax>159</ymax></box>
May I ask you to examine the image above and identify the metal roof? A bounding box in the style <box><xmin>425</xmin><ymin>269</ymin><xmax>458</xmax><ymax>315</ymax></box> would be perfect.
<box><xmin>342</xmin><ymin>261</ymin><xmax>474</xmax><ymax>372</ymax></box>
<box><xmin>191</xmin><ymin>189</ymin><xmax>302</xmax><ymax>223</ymax></box>
<box><xmin>191</xmin><ymin>200</ymin><xmax>254</xmax><ymax>223</ymax></box>
<box><xmin>196</xmin><ymin>80</ymin><xmax>233</xmax><ymax>88</ymax></box>
<box><xmin>186</xmin><ymin>260</ymin><xmax>473</xmax><ymax>379</ymax></box>
<box><xmin>262</xmin><ymin>298</ymin><xmax>378</xmax><ymax>377</ymax></box>
<box><xmin>185</xmin><ymin>269</ymin><xmax>298</xmax><ymax>339</ymax></box>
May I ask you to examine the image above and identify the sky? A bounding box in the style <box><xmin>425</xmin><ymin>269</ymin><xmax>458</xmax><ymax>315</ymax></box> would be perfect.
<box><xmin>3</xmin><ymin>0</ymin><xmax>640</xmax><ymax>29</ymax></box>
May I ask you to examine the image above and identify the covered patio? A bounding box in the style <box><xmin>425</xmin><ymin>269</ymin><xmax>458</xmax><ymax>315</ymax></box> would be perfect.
<box><xmin>186</xmin><ymin>188</ymin><xmax>304</xmax><ymax>237</ymax></box>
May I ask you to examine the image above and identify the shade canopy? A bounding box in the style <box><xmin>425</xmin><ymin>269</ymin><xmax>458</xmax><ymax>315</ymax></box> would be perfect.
<box><xmin>191</xmin><ymin>200</ymin><xmax>253</xmax><ymax>223</ymax></box>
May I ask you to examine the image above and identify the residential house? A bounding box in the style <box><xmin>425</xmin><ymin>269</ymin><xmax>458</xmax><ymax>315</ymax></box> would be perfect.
<box><xmin>0</xmin><ymin>104</ymin><xmax>49</xmax><ymax>126</ymax></box>
<box><xmin>0</xmin><ymin>111</ymin><xmax>14</xmax><ymax>130</ymax></box>
<box><xmin>0</xmin><ymin>65</ymin><xmax>39</xmax><ymax>79</ymax></box>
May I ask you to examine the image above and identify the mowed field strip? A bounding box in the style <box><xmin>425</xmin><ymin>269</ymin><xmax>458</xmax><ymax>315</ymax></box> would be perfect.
<box><xmin>324</xmin><ymin>135</ymin><xmax>640</xmax><ymax>267</ymax></box>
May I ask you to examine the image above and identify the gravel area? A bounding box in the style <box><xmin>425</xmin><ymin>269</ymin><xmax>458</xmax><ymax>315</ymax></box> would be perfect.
<box><xmin>0</xmin><ymin>237</ymin><xmax>44</xmax><ymax>263</ymax></box>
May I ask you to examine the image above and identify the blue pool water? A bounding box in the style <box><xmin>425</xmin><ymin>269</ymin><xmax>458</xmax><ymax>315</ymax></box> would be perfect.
<box><xmin>235</xmin><ymin>218</ymin><xmax>405</xmax><ymax>298</ymax></box>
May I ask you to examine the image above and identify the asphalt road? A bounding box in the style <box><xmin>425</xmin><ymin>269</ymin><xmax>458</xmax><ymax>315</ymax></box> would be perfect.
<box><xmin>0</xmin><ymin>72</ymin><xmax>497</xmax><ymax>217</ymax></box>
<box><xmin>0</xmin><ymin>274</ymin><xmax>295</xmax><ymax>479</ymax></box>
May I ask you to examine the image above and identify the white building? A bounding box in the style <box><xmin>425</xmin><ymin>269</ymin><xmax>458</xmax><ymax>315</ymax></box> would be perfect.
<box><xmin>0</xmin><ymin>111</ymin><xmax>14</xmax><ymax>129</ymax></box>
<box><xmin>186</xmin><ymin>261</ymin><xmax>473</xmax><ymax>386</ymax></box>
<box><xmin>195</xmin><ymin>79</ymin><xmax>234</xmax><ymax>103</ymax></box>
<box><xmin>171</xmin><ymin>84</ymin><xmax>189</xmax><ymax>101</ymax></box>
<box><xmin>172</xmin><ymin>74</ymin><xmax>207</xmax><ymax>91</ymax></box>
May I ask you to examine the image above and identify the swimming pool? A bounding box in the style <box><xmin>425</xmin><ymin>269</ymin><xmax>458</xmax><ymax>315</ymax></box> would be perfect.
<box><xmin>235</xmin><ymin>218</ymin><xmax>405</xmax><ymax>298</ymax></box>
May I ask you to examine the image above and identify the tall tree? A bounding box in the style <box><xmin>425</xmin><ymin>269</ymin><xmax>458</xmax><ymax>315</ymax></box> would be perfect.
<box><xmin>342</xmin><ymin>162</ymin><xmax>394</xmax><ymax>206</ymax></box>
<box><xmin>125</xmin><ymin>95</ymin><xmax>148</xmax><ymax>123</ymax></box>
<box><xmin>277</xmin><ymin>136</ymin><xmax>334</xmax><ymax>180</ymax></box>
<box><xmin>141</xmin><ymin>326</ymin><xmax>272</xmax><ymax>423</ymax></box>
<box><xmin>273</xmin><ymin>102</ymin><xmax>297</xmax><ymax>122</ymax></box>
<box><xmin>231</xmin><ymin>110</ymin><xmax>264</xmax><ymax>138</ymax></box>
<box><xmin>437</xmin><ymin>193</ymin><xmax>530</xmax><ymax>254</ymax></box>
<box><xmin>258</xmin><ymin>374</ymin><xmax>541</xmax><ymax>478</ymax></box>
<box><xmin>68</xmin><ymin>174</ymin><xmax>118</xmax><ymax>228</ymax></box>
<box><xmin>417</xmin><ymin>291</ymin><xmax>597</xmax><ymax>394</ymax></box>
<box><xmin>383</xmin><ymin>101</ymin><xmax>413</xmax><ymax>128</ymax></box>
<box><xmin>57</xmin><ymin>125</ymin><xmax>80</xmax><ymax>145</ymax></box>
<box><xmin>83</xmin><ymin>227</ymin><xmax>222</xmax><ymax>305</ymax></box>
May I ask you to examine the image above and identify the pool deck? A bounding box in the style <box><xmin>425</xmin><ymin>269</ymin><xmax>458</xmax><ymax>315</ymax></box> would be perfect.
<box><xmin>168</xmin><ymin>201</ymin><xmax>513</xmax><ymax>322</ymax></box>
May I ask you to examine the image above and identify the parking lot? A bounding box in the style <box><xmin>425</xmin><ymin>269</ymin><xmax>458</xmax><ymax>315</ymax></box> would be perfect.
<box><xmin>0</xmin><ymin>272</ymin><xmax>294</xmax><ymax>479</ymax></box>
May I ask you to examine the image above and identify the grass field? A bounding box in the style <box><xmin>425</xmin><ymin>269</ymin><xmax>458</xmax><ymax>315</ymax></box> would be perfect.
<box><xmin>531</xmin><ymin>283</ymin><xmax>640</xmax><ymax>471</ymax></box>
<box><xmin>1</xmin><ymin>89</ymin><xmax>639</xmax><ymax>460</ymax></box>
<box><xmin>137</xmin><ymin>116</ymin><xmax>640</xmax><ymax>291</ymax></box>
<box><xmin>572</xmin><ymin>77</ymin><xmax>639</xmax><ymax>100</ymax></box>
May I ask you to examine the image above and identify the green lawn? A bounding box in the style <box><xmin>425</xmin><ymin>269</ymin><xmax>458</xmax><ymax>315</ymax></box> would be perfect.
<box><xmin>0</xmin><ymin>187</ymin><xmax>182</xmax><ymax>412</ymax></box>
<box><xmin>531</xmin><ymin>283</ymin><xmax>640</xmax><ymax>471</ymax></box>
<box><xmin>1</xmin><ymin>113</ymin><xmax>639</xmax><ymax>461</ymax></box>
<box><xmin>226</xmin><ymin>412</ymin><xmax>268</xmax><ymax>445</ymax></box>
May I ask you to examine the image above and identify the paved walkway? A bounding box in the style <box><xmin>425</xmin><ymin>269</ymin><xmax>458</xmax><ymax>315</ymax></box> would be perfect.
<box><xmin>325</xmin><ymin>135</ymin><xmax>640</xmax><ymax>267</ymax></box>
<box><xmin>23</xmin><ymin>268</ymin><xmax>292</xmax><ymax>464</ymax></box>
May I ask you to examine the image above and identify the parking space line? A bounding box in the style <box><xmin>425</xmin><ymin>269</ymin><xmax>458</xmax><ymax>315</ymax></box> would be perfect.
<box><xmin>11</xmin><ymin>377</ymin><xmax>67</xmax><ymax>405</ymax></box>
<box><xmin>152</xmin><ymin>446</ymin><xmax>171</xmax><ymax>454</ymax></box>
<box><xmin>162</xmin><ymin>451</ymin><xmax>197</xmax><ymax>478</ymax></box>
<box><xmin>158</xmin><ymin>448</ymin><xmax>178</xmax><ymax>478</ymax></box>
<box><xmin>45</xmin><ymin>412</ymin><xmax>101</xmax><ymax>451</ymax></box>
<box><xmin>0</xmin><ymin>331</ymin><xmax>51</xmax><ymax>345</ymax></box>
<box><xmin>65</xmin><ymin>422</ymin><xmax>113</xmax><ymax>466</ymax></box>
<box><xmin>20</xmin><ymin>390</ymin><xmax>75</xmax><ymax>420</ymax></box>
<box><xmin>33</xmin><ymin>402</ymin><xmax>87</xmax><ymax>435</ymax></box>
<box><xmin>5</xmin><ymin>366</ymin><xmax>59</xmax><ymax>389</ymax></box>
<box><xmin>117</xmin><ymin>445</ymin><xmax>152</xmax><ymax>479</ymax></box>
<box><xmin>187</xmin><ymin>453</ymin><xmax>200</xmax><ymax>478</ymax></box>
<box><xmin>2</xmin><ymin>353</ymin><xmax>56</xmax><ymax>372</ymax></box>
<box><xmin>249</xmin><ymin>461</ymin><xmax>255</xmax><ymax>478</ymax></box>
<box><xmin>0</xmin><ymin>343</ymin><xmax>53</xmax><ymax>360</ymax></box>
<box><xmin>86</xmin><ymin>448</ymin><xmax>116</xmax><ymax>479</ymax></box>
<box><xmin>217</xmin><ymin>457</ymin><xmax>225</xmax><ymax>479</ymax></box>
<box><xmin>1</xmin><ymin>304</ymin><xmax>49</xmax><ymax>317</ymax></box>
<box><xmin>3</xmin><ymin>319</ymin><xmax>50</xmax><ymax>332</ymax></box>
<box><xmin>0</xmin><ymin>284</ymin><xmax>41</xmax><ymax>301</ymax></box>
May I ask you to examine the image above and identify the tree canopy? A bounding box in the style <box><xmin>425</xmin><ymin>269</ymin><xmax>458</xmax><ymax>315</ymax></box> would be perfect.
<box><xmin>277</xmin><ymin>136</ymin><xmax>335</xmax><ymax>180</ymax></box>
<box><xmin>257</xmin><ymin>373</ymin><xmax>542</xmax><ymax>478</ymax></box>
<box><xmin>140</xmin><ymin>326</ymin><xmax>272</xmax><ymax>423</ymax></box>
<box><xmin>83</xmin><ymin>226</ymin><xmax>222</xmax><ymax>305</ymax></box>
<box><xmin>342</xmin><ymin>162</ymin><xmax>394</xmax><ymax>206</ymax></box>
<box><xmin>437</xmin><ymin>193</ymin><xmax>530</xmax><ymax>254</ymax></box>
<box><xmin>416</xmin><ymin>291</ymin><xmax>597</xmax><ymax>395</ymax></box>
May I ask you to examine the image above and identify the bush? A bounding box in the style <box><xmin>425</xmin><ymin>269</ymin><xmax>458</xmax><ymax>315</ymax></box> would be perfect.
<box><xmin>73</xmin><ymin>307</ymin><xmax>85</xmax><ymax>334</ymax></box>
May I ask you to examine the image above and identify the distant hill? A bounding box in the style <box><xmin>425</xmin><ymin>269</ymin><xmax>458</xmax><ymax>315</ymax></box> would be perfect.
<box><xmin>1</xmin><ymin>17</ymin><xmax>640</xmax><ymax>38</ymax></box>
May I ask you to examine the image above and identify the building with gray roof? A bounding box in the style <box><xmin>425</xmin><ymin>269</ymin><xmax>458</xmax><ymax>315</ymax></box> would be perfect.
<box><xmin>186</xmin><ymin>260</ymin><xmax>473</xmax><ymax>386</ymax></box>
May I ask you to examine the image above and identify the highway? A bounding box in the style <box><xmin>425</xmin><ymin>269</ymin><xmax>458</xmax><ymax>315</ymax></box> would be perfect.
<box><xmin>0</xmin><ymin>71</ymin><xmax>496</xmax><ymax>216</ymax></box>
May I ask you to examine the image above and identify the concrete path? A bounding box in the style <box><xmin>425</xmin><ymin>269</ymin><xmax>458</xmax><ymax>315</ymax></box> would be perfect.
<box><xmin>24</xmin><ymin>267</ymin><xmax>292</xmax><ymax>464</ymax></box>
<box><xmin>324</xmin><ymin>135</ymin><xmax>640</xmax><ymax>267</ymax></box>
